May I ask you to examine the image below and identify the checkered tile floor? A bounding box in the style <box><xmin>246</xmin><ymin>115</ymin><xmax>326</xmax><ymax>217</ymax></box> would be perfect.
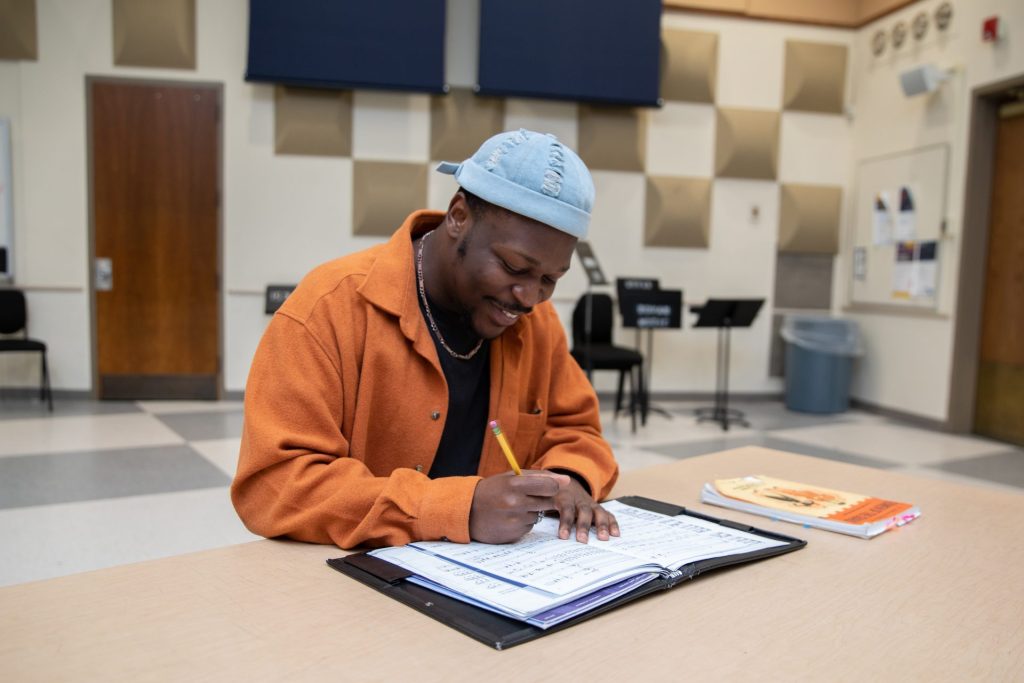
<box><xmin>1</xmin><ymin>396</ymin><xmax>1021</xmax><ymax>587</ymax></box>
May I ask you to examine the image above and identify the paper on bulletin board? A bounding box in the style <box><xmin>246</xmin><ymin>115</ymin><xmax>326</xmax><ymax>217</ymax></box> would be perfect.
<box><xmin>912</xmin><ymin>240</ymin><xmax>938</xmax><ymax>300</ymax></box>
<box><xmin>894</xmin><ymin>185</ymin><xmax>916</xmax><ymax>241</ymax></box>
<box><xmin>892</xmin><ymin>242</ymin><xmax>915</xmax><ymax>299</ymax></box>
<box><xmin>892</xmin><ymin>241</ymin><xmax>938</xmax><ymax>301</ymax></box>
<box><xmin>872</xmin><ymin>191</ymin><xmax>893</xmax><ymax>245</ymax></box>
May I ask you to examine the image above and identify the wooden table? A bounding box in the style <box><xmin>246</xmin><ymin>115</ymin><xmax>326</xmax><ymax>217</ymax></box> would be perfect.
<box><xmin>2</xmin><ymin>447</ymin><xmax>1022</xmax><ymax>681</ymax></box>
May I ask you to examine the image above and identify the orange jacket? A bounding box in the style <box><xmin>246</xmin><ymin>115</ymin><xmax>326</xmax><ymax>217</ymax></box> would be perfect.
<box><xmin>232</xmin><ymin>210</ymin><xmax>618</xmax><ymax>548</ymax></box>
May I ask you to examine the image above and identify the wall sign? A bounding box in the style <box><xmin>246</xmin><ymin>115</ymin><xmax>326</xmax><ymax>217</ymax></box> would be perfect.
<box><xmin>265</xmin><ymin>284</ymin><xmax>297</xmax><ymax>314</ymax></box>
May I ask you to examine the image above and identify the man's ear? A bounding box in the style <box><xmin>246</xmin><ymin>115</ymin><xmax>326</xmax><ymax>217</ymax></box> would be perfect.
<box><xmin>444</xmin><ymin>191</ymin><xmax>471</xmax><ymax>239</ymax></box>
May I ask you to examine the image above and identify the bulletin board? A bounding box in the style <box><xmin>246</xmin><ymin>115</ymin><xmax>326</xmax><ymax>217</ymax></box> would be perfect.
<box><xmin>848</xmin><ymin>143</ymin><xmax>949</xmax><ymax>311</ymax></box>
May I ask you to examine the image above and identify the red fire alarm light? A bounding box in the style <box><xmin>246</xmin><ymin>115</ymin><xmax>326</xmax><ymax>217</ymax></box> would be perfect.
<box><xmin>982</xmin><ymin>16</ymin><xmax>1003</xmax><ymax>42</ymax></box>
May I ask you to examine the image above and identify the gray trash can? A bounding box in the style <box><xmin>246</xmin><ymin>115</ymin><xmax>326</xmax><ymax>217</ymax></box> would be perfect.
<box><xmin>780</xmin><ymin>316</ymin><xmax>861</xmax><ymax>414</ymax></box>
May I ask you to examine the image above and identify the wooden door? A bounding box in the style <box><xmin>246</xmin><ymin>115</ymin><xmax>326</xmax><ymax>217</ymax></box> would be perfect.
<box><xmin>974</xmin><ymin>105</ymin><xmax>1024</xmax><ymax>445</ymax></box>
<box><xmin>91</xmin><ymin>80</ymin><xmax>220</xmax><ymax>399</ymax></box>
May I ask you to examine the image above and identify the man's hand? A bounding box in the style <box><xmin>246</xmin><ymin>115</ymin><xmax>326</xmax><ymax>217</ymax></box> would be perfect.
<box><xmin>469</xmin><ymin>471</ymin><xmax>569</xmax><ymax>544</ymax></box>
<box><xmin>552</xmin><ymin>478</ymin><xmax>620</xmax><ymax>543</ymax></box>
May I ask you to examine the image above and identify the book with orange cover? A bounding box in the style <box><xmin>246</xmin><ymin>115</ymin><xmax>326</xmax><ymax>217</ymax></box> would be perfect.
<box><xmin>700</xmin><ymin>475</ymin><xmax>920</xmax><ymax>539</ymax></box>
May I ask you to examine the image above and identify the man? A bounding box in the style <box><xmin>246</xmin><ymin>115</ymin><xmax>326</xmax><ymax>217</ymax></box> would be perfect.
<box><xmin>232</xmin><ymin>129</ymin><xmax>619</xmax><ymax>549</ymax></box>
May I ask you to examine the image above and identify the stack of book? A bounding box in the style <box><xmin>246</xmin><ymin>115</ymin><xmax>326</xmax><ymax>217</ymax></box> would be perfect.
<box><xmin>701</xmin><ymin>475</ymin><xmax>920</xmax><ymax>539</ymax></box>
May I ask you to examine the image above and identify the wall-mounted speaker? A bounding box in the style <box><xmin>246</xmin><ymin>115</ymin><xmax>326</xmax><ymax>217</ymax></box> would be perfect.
<box><xmin>899</xmin><ymin>64</ymin><xmax>949</xmax><ymax>96</ymax></box>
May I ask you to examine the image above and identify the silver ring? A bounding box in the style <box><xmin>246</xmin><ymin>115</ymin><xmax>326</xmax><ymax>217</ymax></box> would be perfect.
<box><xmin>535</xmin><ymin>511</ymin><xmax>544</xmax><ymax>524</ymax></box>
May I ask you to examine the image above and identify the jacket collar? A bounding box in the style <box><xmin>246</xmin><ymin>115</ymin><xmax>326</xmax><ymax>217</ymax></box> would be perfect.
<box><xmin>358</xmin><ymin>211</ymin><xmax>443</xmax><ymax>354</ymax></box>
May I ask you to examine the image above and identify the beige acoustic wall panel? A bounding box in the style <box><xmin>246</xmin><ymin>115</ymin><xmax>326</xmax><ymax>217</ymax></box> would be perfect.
<box><xmin>577</xmin><ymin>105</ymin><xmax>646</xmax><ymax>172</ymax></box>
<box><xmin>430</xmin><ymin>88</ymin><xmax>505</xmax><ymax>162</ymax></box>
<box><xmin>275</xmin><ymin>86</ymin><xmax>353</xmax><ymax>157</ymax></box>
<box><xmin>0</xmin><ymin>0</ymin><xmax>37</xmax><ymax>60</ymax></box>
<box><xmin>113</xmin><ymin>0</ymin><xmax>196</xmax><ymax>69</ymax></box>
<box><xmin>783</xmin><ymin>40</ymin><xmax>847</xmax><ymax>114</ymax></box>
<box><xmin>353</xmin><ymin>161</ymin><xmax>427</xmax><ymax>237</ymax></box>
<box><xmin>774</xmin><ymin>253</ymin><xmax>834</xmax><ymax>308</ymax></box>
<box><xmin>645</xmin><ymin>176</ymin><xmax>711</xmax><ymax>248</ymax></box>
<box><xmin>661</xmin><ymin>29</ymin><xmax>717</xmax><ymax>104</ymax></box>
<box><xmin>778</xmin><ymin>183</ymin><xmax>842</xmax><ymax>254</ymax></box>
<box><xmin>715</xmin><ymin>108</ymin><xmax>779</xmax><ymax>180</ymax></box>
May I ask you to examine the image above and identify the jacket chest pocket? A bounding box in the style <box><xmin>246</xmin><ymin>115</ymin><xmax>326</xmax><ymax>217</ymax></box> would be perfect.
<box><xmin>512</xmin><ymin>411</ymin><xmax>546</xmax><ymax>466</ymax></box>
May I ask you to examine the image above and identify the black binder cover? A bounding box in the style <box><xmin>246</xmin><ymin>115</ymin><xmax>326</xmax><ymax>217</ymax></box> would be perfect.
<box><xmin>327</xmin><ymin>496</ymin><xmax>806</xmax><ymax>650</ymax></box>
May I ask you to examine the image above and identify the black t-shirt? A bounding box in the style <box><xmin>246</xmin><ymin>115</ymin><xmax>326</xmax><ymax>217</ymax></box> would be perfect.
<box><xmin>415</xmin><ymin>292</ymin><xmax>592</xmax><ymax>494</ymax></box>
<box><xmin>416</xmin><ymin>291</ymin><xmax>491</xmax><ymax>478</ymax></box>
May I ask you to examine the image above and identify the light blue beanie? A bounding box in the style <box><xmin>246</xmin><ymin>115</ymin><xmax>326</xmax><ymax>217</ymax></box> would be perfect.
<box><xmin>436</xmin><ymin>129</ymin><xmax>595</xmax><ymax>239</ymax></box>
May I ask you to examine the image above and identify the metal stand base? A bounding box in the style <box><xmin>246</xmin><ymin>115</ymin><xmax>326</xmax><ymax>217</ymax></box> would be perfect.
<box><xmin>694</xmin><ymin>323</ymin><xmax>746</xmax><ymax>431</ymax></box>
<box><xmin>637</xmin><ymin>328</ymin><xmax>672</xmax><ymax>426</ymax></box>
<box><xmin>695</xmin><ymin>406</ymin><xmax>749</xmax><ymax>431</ymax></box>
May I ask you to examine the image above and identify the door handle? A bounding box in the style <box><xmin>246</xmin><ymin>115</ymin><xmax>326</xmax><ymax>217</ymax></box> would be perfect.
<box><xmin>95</xmin><ymin>257</ymin><xmax>113</xmax><ymax>291</ymax></box>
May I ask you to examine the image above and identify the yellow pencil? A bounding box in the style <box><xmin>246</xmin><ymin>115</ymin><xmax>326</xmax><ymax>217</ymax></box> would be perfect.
<box><xmin>488</xmin><ymin>420</ymin><xmax>522</xmax><ymax>475</ymax></box>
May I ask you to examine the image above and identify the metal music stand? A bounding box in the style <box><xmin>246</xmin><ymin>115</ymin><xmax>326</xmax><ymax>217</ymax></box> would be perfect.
<box><xmin>691</xmin><ymin>298</ymin><xmax>764</xmax><ymax>431</ymax></box>
<box><xmin>617</xmin><ymin>279</ymin><xmax>682</xmax><ymax>425</ymax></box>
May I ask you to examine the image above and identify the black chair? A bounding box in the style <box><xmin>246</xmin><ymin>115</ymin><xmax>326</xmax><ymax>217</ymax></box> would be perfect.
<box><xmin>570</xmin><ymin>293</ymin><xmax>644</xmax><ymax>432</ymax></box>
<box><xmin>0</xmin><ymin>289</ymin><xmax>53</xmax><ymax>411</ymax></box>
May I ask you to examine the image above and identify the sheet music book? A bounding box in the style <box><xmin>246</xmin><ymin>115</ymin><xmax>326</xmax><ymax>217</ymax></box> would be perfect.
<box><xmin>701</xmin><ymin>475</ymin><xmax>921</xmax><ymax>539</ymax></box>
<box><xmin>328</xmin><ymin>496</ymin><xmax>805</xmax><ymax>649</ymax></box>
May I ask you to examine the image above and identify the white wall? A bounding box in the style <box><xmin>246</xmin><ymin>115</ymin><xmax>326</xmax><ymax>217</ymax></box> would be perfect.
<box><xmin>0</xmin><ymin>0</ymin><xmax>858</xmax><ymax>399</ymax></box>
<box><xmin>11</xmin><ymin>0</ymin><xmax>1016</xmax><ymax>425</ymax></box>
<box><xmin>842</xmin><ymin>0</ymin><xmax>1024</xmax><ymax>420</ymax></box>
<box><xmin>559</xmin><ymin>13</ymin><xmax>855</xmax><ymax>396</ymax></box>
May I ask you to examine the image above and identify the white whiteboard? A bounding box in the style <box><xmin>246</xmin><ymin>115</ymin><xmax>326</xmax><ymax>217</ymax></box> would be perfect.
<box><xmin>849</xmin><ymin>143</ymin><xmax>949</xmax><ymax>310</ymax></box>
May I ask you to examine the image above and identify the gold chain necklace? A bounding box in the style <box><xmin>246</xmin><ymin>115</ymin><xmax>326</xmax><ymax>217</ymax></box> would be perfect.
<box><xmin>416</xmin><ymin>230</ymin><xmax>484</xmax><ymax>361</ymax></box>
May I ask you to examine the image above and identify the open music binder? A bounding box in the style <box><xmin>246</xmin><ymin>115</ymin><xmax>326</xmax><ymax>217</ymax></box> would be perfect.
<box><xmin>327</xmin><ymin>496</ymin><xmax>806</xmax><ymax>649</ymax></box>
